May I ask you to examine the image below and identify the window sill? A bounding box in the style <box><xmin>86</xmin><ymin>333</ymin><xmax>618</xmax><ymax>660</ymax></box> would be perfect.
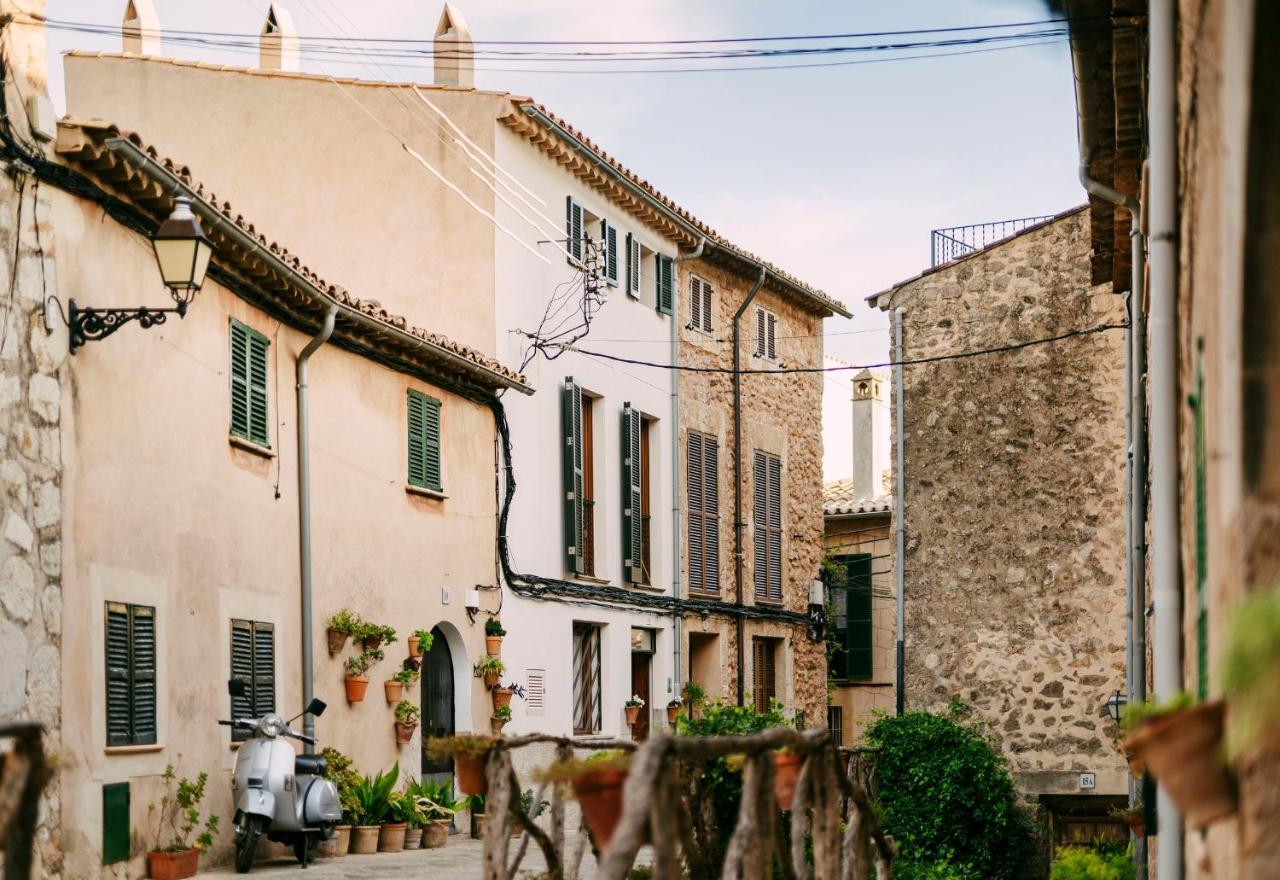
<box><xmin>686</xmin><ymin>588</ymin><xmax>723</xmax><ymax>599</ymax></box>
<box><xmin>753</xmin><ymin>597</ymin><xmax>786</xmax><ymax>608</ymax></box>
<box><xmin>572</xmin><ymin>574</ymin><xmax>612</xmax><ymax>587</ymax></box>
<box><xmin>627</xmin><ymin>582</ymin><xmax>665</xmax><ymax>594</ymax></box>
<box><xmin>104</xmin><ymin>743</ymin><xmax>164</xmax><ymax>755</ymax></box>
<box><xmin>229</xmin><ymin>435</ymin><xmax>275</xmax><ymax>459</ymax></box>
<box><xmin>405</xmin><ymin>484</ymin><xmax>448</xmax><ymax>501</ymax></box>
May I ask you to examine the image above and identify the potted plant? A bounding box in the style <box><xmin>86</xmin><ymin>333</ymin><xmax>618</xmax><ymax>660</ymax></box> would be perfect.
<box><xmin>379</xmin><ymin>788</ymin><xmax>410</xmax><ymax>853</ymax></box>
<box><xmin>426</xmin><ymin>735</ymin><xmax>496</xmax><ymax>796</ymax></box>
<box><xmin>344</xmin><ymin>652</ymin><xmax>372</xmax><ymax>703</ymax></box>
<box><xmin>540</xmin><ymin>750</ymin><xmax>631</xmax><ymax>850</ymax></box>
<box><xmin>1110</xmin><ymin>803</ymin><xmax>1145</xmax><ymax>838</ymax></box>
<box><xmin>491</xmin><ymin>705</ymin><xmax>513</xmax><ymax>734</ymax></box>
<box><xmin>350</xmin><ymin>763</ymin><xmax>398</xmax><ymax>854</ymax></box>
<box><xmin>411</xmin><ymin>779</ymin><xmax>467</xmax><ymax>848</ymax></box>
<box><xmin>321</xmin><ymin>747</ymin><xmax>360</xmax><ymax>857</ymax></box>
<box><xmin>772</xmin><ymin>748</ymin><xmax>803</xmax><ymax>810</ymax></box>
<box><xmin>1122</xmin><ymin>693</ymin><xmax>1235</xmax><ymax>827</ymax></box>
<box><xmin>682</xmin><ymin>681</ymin><xmax>706</xmax><ymax>720</ymax></box>
<box><xmin>395</xmin><ymin>700</ymin><xmax>420</xmax><ymax>745</ymax></box>
<box><xmin>145</xmin><ymin>765</ymin><xmax>219</xmax><ymax>880</ymax></box>
<box><xmin>1222</xmin><ymin>588</ymin><xmax>1280</xmax><ymax>757</ymax></box>
<box><xmin>474</xmin><ymin>656</ymin><xmax>505</xmax><ymax>689</ymax></box>
<box><xmin>624</xmin><ymin>694</ymin><xmax>645</xmax><ymax>727</ymax></box>
<box><xmin>469</xmin><ymin>794</ymin><xmax>488</xmax><ymax>839</ymax></box>
<box><xmin>484</xmin><ymin>617</ymin><xmax>506</xmax><ymax>656</ymax></box>
<box><xmin>326</xmin><ymin>608</ymin><xmax>359</xmax><ymax>655</ymax></box>
<box><xmin>361</xmin><ymin>623</ymin><xmax>397</xmax><ymax>652</ymax></box>
<box><xmin>408</xmin><ymin>628</ymin><xmax>434</xmax><ymax>659</ymax></box>
<box><xmin>666</xmin><ymin>698</ymin><xmax>682</xmax><ymax>726</ymax></box>
<box><xmin>387</xmin><ymin>667</ymin><xmax>418</xmax><ymax>704</ymax></box>
<box><xmin>493</xmin><ymin>681</ymin><xmax>525</xmax><ymax>713</ymax></box>
<box><xmin>398</xmin><ymin>788</ymin><xmax>427</xmax><ymax>851</ymax></box>
<box><xmin>515</xmin><ymin>789</ymin><xmax>549</xmax><ymax>838</ymax></box>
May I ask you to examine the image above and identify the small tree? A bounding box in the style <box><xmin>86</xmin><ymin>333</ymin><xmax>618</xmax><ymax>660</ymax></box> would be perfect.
<box><xmin>149</xmin><ymin>764</ymin><xmax>219</xmax><ymax>853</ymax></box>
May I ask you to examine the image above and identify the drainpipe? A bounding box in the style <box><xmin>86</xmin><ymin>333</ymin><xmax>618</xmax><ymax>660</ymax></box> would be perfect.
<box><xmin>672</xmin><ymin>237</ymin><xmax>706</xmax><ymax>697</ymax></box>
<box><xmin>297</xmin><ymin>306</ymin><xmax>337</xmax><ymax>753</ymax></box>
<box><xmin>893</xmin><ymin>308</ymin><xmax>906</xmax><ymax>716</ymax></box>
<box><xmin>732</xmin><ymin>265</ymin><xmax>767</xmax><ymax>706</ymax></box>
<box><xmin>1148</xmin><ymin>2</ymin><xmax>1182</xmax><ymax>877</ymax></box>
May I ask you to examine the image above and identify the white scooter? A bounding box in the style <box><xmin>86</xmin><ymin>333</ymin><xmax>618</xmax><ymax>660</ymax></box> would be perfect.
<box><xmin>220</xmin><ymin>680</ymin><xmax>342</xmax><ymax>872</ymax></box>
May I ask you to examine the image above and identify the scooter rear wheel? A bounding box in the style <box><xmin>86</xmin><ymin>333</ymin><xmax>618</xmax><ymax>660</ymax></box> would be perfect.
<box><xmin>234</xmin><ymin>816</ymin><xmax>266</xmax><ymax>873</ymax></box>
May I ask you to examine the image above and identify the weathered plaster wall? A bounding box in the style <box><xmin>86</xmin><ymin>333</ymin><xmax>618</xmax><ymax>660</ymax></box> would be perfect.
<box><xmin>882</xmin><ymin>210</ymin><xmax>1129</xmax><ymax>797</ymax></box>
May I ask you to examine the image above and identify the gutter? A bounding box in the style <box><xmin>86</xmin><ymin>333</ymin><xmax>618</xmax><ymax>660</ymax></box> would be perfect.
<box><xmin>893</xmin><ymin>308</ymin><xmax>906</xmax><ymax>717</ymax></box>
<box><xmin>102</xmin><ymin>137</ymin><xmax>534</xmax><ymax>397</ymax></box>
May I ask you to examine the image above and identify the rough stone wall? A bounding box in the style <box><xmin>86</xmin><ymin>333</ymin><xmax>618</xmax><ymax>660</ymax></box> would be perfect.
<box><xmin>677</xmin><ymin>257</ymin><xmax>827</xmax><ymax>724</ymax></box>
<box><xmin>884</xmin><ymin>209</ymin><xmax>1129</xmax><ymax>796</ymax></box>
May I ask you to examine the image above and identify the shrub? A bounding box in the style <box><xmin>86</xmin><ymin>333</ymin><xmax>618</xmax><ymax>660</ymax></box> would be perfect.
<box><xmin>148</xmin><ymin>764</ymin><xmax>219</xmax><ymax>852</ymax></box>
<box><xmin>1050</xmin><ymin>845</ymin><xmax>1136</xmax><ymax>880</ymax></box>
<box><xmin>865</xmin><ymin>709</ymin><xmax>1034</xmax><ymax>880</ymax></box>
<box><xmin>321</xmin><ymin>747</ymin><xmax>362</xmax><ymax>824</ymax></box>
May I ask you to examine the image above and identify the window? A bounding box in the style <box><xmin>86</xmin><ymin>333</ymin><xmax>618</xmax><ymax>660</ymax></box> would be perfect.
<box><xmin>655</xmin><ymin>254</ymin><xmax>674</xmax><ymax>315</ymax></box>
<box><xmin>753</xmin><ymin>451</ymin><xmax>783</xmax><ymax>602</ymax></box>
<box><xmin>105</xmin><ymin>601</ymin><xmax>157</xmax><ymax>747</ymax></box>
<box><xmin>600</xmin><ymin>220</ymin><xmax>619</xmax><ymax>286</ymax></box>
<box><xmin>754</xmin><ymin>307</ymin><xmax>778</xmax><ymax>360</ymax></box>
<box><xmin>829</xmin><ymin>554</ymin><xmax>873</xmax><ymax>680</ymax></box>
<box><xmin>827</xmin><ymin>705</ymin><xmax>844</xmax><ymax>746</ymax></box>
<box><xmin>690</xmin><ymin>274</ymin><xmax>714</xmax><ymax>333</ymax></box>
<box><xmin>526</xmin><ymin>669</ymin><xmax>546</xmax><ymax>716</ymax></box>
<box><xmin>229</xmin><ymin>320</ymin><xmax>270</xmax><ymax>447</ymax></box>
<box><xmin>562</xmin><ymin>379</ymin><xmax>596</xmax><ymax>576</ymax></box>
<box><xmin>686</xmin><ymin>431</ymin><xmax>720</xmax><ymax>593</ymax></box>
<box><xmin>625</xmin><ymin>233</ymin><xmax>642</xmax><ymax>297</ymax></box>
<box><xmin>565</xmin><ymin>197</ymin><xmax>584</xmax><ymax>265</ymax></box>
<box><xmin>752</xmin><ymin>637</ymin><xmax>778</xmax><ymax>714</ymax></box>
<box><xmin>230</xmin><ymin>619</ymin><xmax>276</xmax><ymax>742</ymax></box>
<box><xmin>407</xmin><ymin>390</ymin><xmax>443</xmax><ymax>492</ymax></box>
<box><xmin>572</xmin><ymin>623</ymin><xmax>602</xmax><ymax>734</ymax></box>
<box><xmin>621</xmin><ymin>405</ymin><xmax>652</xmax><ymax>585</ymax></box>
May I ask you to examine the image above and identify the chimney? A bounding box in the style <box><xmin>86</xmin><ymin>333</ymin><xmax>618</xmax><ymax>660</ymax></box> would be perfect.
<box><xmin>122</xmin><ymin>0</ymin><xmax>161</xmax><ymax>55</ymax></box>
<box><xmin>259</xmin><ymin>4</ymin><xmax>299</xmax><ymax>72</ymax></box>
<box><xmin>1</xmin><ymin>0</ymin><xmax>50</xmax><ymax>129</ymax></box>
<box><xmin>433</xmin><ymin>3</ymin><xmax>474</xmax><ymax>89</ymax></box>
<box><xmin>850</xmin><ymin>369</ymin><xmax>890</xmax><ymax>501</ymax></box>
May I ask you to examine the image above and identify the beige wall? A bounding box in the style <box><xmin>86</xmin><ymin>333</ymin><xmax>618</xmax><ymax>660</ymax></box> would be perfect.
<box><xmin>51</xmin><ymin>188</ymin><xmax>497</xmax><ymax>875</ymax></box>
<box><xmin>63</xmin><ymin>54</ymin><xmax>506</xmax><ymax>356</ymax></box>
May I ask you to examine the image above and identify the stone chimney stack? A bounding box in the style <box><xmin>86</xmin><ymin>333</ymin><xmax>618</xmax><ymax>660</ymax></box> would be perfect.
<box><xmin>433</xmin><ymin>3</ymin><xmax>474</xmax><ymax>89</ymax></box>
<box><xmin>122</xmin><ymin>0</ymin><xmax>161</xmax><ymax>55</ymax></box>
<box><xmin>850</xmin><ymin>369</ymin><xmax>890</xmax><ymax>501</ymax></box>
<box><xmin>259</xmin><ymin>4</ymin><xmax>299</xmax><ymax>72</ymax></box>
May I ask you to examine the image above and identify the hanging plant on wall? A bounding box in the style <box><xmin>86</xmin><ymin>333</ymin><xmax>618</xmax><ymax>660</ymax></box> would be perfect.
<box><xmin>474</xmin><ymin>657</ymin><xmax>505</xmax><ymax>689</ymax></box>
<box><xmin>409</xmin><ymin>628</ymin><xmax>434</xmax><ymax>659</ymax></box>
<box><xmin>394</xmin><ymin>700</ymin><xmax>420</xmax><ymax>745</ymax></box>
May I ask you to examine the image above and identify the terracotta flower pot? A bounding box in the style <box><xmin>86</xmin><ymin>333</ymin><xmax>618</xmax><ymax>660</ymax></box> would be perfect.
<box><xmin>378</xmin><ymin>822</ymin><xmax>407</xmax><ymax>852</ymax></box>
<box><xmin>472</xmin><ymin>814</ymin><xmax>486</xmax><ymax>839</ymax></box>
<box><xmin>404</xmin><ymin>826</ymin><xmax>424</xmax><ymax>850</ymax></box>
<box><xmin>362</xmin><ymin>635</ymin><xmax>382</xmax><ymax>651</ymax></box>
<box><xmin>492</xmin><ymin>688</ymin><xmax>514</xmax><ymax>711</ymax></box>
<box><xmin>351</xmin><ymin>825</ymin><xmax>380</xmax><ymax>854</ymax></box>
<box><xmin>572</xmin><ymin>767</ymin><xmax>628</xmax><ymax>851</ymax></box>
<box><xmin>344</xmin><ymin>675</ymin><xmax>369</xmax><ymax>703</ymax></box>
<box><xmin>483</xmin><ymin>671</ymin><xmax>500</xmax><ymax>688</ymax></box>
<box><xmin>773</xmin><ymin>752</ymin><xmax>803</xmax><ymax>811</ymax></box>
<box><xmin>424</xmin><ymin>819</ymin><xmax>450</xmax><ymax>848</ymax></box>
<box><xmin>327</xmin><ymin>628</ymin><xmax>349</xmax><ymax>655</ymax></box>
<box><xmin>385</xmin><ymin>680</ymin><xmax>404</xmax><ymax>703</ymax></box>
<box><xmin>147</xmin><ymin>849</ymin><xmax>199</xmax><ymax>880</ymax></box>
<box><xmin>395</xmin><ymin>721</ymin><xmax>418</xmax><ymax>745</ymax></box>
<box><xmin>456</xmin><ymin>750</ymin><xmax>490</xmax><ymax>796</ymax></box>
<box><xmin>666</xmin><ymin>706</ymin><xmax>680</xmax><ymax>726</ymax></box>
<box><xmin>491</xmin><ymin>716</ymin><xmax>509</xmax><ymax>734</ymax></box>
<box><xmin>408</xmin><ymin>635</ymin><xmax>423</xmax><ymax>657</ymax></box>
<box><xmin>624</xmin><ymin>705</ymin><xmax>641</xmax><ymax>726</ymax></box>
<box><xmin>330</xmin><ymin>824</ymin><xmax>351</xmax><ymax>856</ymax></box>
<box><xmin>485</xmin><ymin>635</ymin><xmax>503</xmax><ymax>657</ymax></box>
<box><xmin>1122</xmin><ymin>700</ymin><xmax>1235</xmax><ymax>827</ymax></box>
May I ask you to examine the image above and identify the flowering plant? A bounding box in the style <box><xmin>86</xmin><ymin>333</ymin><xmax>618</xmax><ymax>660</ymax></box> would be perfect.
<box><xmin>625</xmin><ymin>694</ymin><xmax>645</xmax><ymax>708</ymax></box>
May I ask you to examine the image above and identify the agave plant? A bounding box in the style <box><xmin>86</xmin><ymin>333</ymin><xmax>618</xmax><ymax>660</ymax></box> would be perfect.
<box><xmin>405</xmin><ymin>778</ymin><xmax>468</xmax><ymax>822</ymax></box>
<box><xmin>350</xmin><ymin>762</ymin><xmax>400</xmax><ymax>825</ymax></box>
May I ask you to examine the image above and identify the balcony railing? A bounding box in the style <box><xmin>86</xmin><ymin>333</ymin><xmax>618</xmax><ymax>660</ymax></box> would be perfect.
<box><xmin>930</xmin><ymin>215</ymin><xmax>1057</xmax><ymax>267</ymax></box>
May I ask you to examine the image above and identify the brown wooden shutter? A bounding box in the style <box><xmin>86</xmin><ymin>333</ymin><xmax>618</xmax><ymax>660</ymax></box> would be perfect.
<box><xmin>752</xmin><ymin>638</ymin><xmax>766</xmax><ymax>714</ymax></box>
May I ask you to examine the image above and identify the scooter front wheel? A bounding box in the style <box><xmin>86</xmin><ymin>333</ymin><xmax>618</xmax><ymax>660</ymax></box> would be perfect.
<box><xmin>234</xmin><ymin>815</ymin><xmax>266</xmax><ymax>873</ymax></box>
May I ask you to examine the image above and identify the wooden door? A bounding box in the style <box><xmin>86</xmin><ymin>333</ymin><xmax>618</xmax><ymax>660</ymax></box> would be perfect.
<box><xmin>421</xmin><ymin>626</ymin><xmax>454</xmax><ymax>778</ymax></box>
<box><xmin>630</xmin><ymin>652</ymin><xmax>652</xmax><ymax>741</ymax></box>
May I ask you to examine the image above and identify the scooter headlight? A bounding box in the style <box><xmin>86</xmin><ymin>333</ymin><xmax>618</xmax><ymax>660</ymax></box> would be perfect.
<box><xmin>259</xmin><ymin>714</ymin><xmax>285</xmax><ymax>738</ymax></box>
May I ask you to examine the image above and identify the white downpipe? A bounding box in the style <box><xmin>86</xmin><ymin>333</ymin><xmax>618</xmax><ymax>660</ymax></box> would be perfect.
<box><xmin>893</xmin><ymin>307</ymin><xmax>906</xmax><ymax>715</ymax></box>
<box><xmin>1148</xmin><ymin>2</ymin><xmax>1183</xmax><ymax>876</ymax></box>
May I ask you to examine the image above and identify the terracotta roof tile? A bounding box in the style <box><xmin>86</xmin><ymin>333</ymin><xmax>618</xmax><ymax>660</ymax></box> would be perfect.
<box><xmin>823</xmin><ymin>479</ymin><xmax>891</xmax><ymax>516</ymax></box>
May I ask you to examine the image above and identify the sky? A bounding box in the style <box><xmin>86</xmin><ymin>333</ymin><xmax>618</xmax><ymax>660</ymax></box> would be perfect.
<box><xmin>42</xmin><ymin>0</ymin><xmax>1083</xmax><ymax>485</ymax></box>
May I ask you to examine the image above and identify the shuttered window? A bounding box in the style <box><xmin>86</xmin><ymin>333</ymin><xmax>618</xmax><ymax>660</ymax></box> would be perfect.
<box><xmin>829</xmin><ymin>554</ymin><xmax>873</xmax><ymax>680</ymax></box>
<box><xmin>754</xmin><ymin>308</ymin><xmax>778</xmax><ymax>360</ymax></box>
<box><xmin>565</xmin><ymin>197</ymin><xmax>584</xmax><ymax>264</ymax></box>
<box><xmin>655</xmin><ymin>254</ymin><xmax>674</xmax><ymax>315</ymax></box>
<box><xmin>105</xmin><ymin>602</ymin><xmax>157</xmax><ymax>747</ymax></box>
<box><xmin>572</xmin><ymin>623</ymin><xmax>602</xmax><ymax>734</ymax></box>
<box><xmin>601</xmin><ymin>220</ymin><xmax>619</xmax><ymax>285</ymax></box>
<box><xmin>625</xmin><ymin>233</ymin><xmax>641</xmax><ymax>297</ymax></box>
<box><xmin>752</xmin><ymin>637</ymin><xmax>778</xmax><ymax>714</ymax></box>
<box><xmin>753</xmin><ymin>451</ymin><xmax>783</xmax><ymax>602</ymax></box>
<box><xmin>562</xmin><ymin>378</ymin><xmax>592</xmax><ymax>576</ymax></box>
<box><xmin>621</xmin><ymin>404</ymin><xmax>646</xmax><ymax>584</ymax></box>
<box><xmin>690</xmin><ymin>275</ymin><xmax>714</xmax><ymax>333</ymax></box>
<box><xmin>687</xmin><ymin>431</ymin><xmax>721</xmax><ymax>594</ymax></box>
<box><xmin>229</xmin><ymin>619</ymin><xmax>276</xmax><ymax>742</ymax></box>
<box><xmin>229</xmin><ymin>320</ymin><xmax>271</xmax><ymax>447</ymax></box>
<box><xmin>407</xmin><ymin>390</ymin><xmax>443</xmax><ymax>492</ymax></box>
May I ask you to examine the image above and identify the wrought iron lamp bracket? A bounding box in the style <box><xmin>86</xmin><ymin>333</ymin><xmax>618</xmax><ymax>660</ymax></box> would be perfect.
<box><xmin>68</xmin><ymin>299</ymin><xmax>188</xmax><ymax>354</ymax></box>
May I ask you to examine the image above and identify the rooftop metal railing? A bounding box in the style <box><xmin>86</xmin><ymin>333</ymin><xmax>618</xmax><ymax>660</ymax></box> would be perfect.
<box><xmin>930</xmin><ymin>215</ymin><xmax>1058</xmax><ymax>267</ymax></box>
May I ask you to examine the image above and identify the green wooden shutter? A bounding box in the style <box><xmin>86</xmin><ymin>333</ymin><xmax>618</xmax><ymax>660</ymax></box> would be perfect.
<box><xmin>845</xmin><ymin>554</ymin><xmax>873</xmax><ymax>679</ymax></box>
<box><xmin>621</xmin><ymin>405</ymin><xmax>643</xmax><ymax>583</ymax></box>
<box><xmin>625</xmin><ymin>233</ymin><xmax>641</xmax><ymax>297</ymax></box>
<box><xmin>229</xmin><ymin>323</ymin><xmax>250</xmax><ymax>439</ymax></box>
<box><xmin>829</xmin><ymin>573</ymin><xmax>850</xmax><ymax>680</ymax></box>
<box><xmin>407</xmin><ymin>391</ymin><xmax>443</xmax><ymax>492</ymax></box>
<box><xmin>423</xmin><ymin>396</ymin><xmax>442</xmax><ymax>491</ymax></box>
<box><xmin>656</xmin><ymin>254</ymin><xmax>674</xmax><ymax>315</ymax></box>
<box><xmin>105</xmin><ymin>602</ymin><xmax>157</xmax><ymax>747</ymax></box>
<box><xmin>105</xmin><ymin>603</ymin><xmax>133</xmax><ymax>747</ymax></box>
<box><xmin>230</xmin><ymin>620</ymin><xmax>276</xmax><ymax>742</ymax></box>
<box><xmin>602</xmin><ymin>220</ymin><xmax>618</xmax><ymax>284</ymax></box>
<box><xmin>248</xmin><ymin>332</ymin><xmax>270</xmax><ymax>447</ymax></box>
<box><xmin>130</xmin><ymin>605</ymin><xmax>157</xmax><ymax>745</ymax></box>
<box><xmin>102</xmin><ymin>782</ymin><xmax>130</xmax><ymax>865</ymax></box>
<box><xmin>230</xmin><ymin>321</ymin><xmax>270</xmax><ymax>447</ymax></box>
<box><xmin>562</xmin><ymin>378</ymin><xmax>585</xmax><ymax>575</ymax></box>
<box><xmin>253</xmin><ymin>622</ymin><xmax>276</xmax><ymax>719</ymax></box>
<box><xmin>565</xmin><ymin>197</ymin><xmax>583</xmax><ymax>264</ymax></box>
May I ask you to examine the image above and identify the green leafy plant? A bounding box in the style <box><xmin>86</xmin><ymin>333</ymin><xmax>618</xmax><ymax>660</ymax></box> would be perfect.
<box><xmin>326</xmin><ymin>608</ymin><xmax>360</xmax><ymax>635</ymax></box>
<box><xmin>392</xmin><ymin>667</ymin><xmax>420</xmax><ymax>687</ymax></box>
<box><xmin>494</xmin><ymin>705</ymin><xmax>512</xmax><ymax>722</ymax></box>
<box><xmin>865</xmin><ymin>710</ymin><xmax>1034</xmax><ymax>880</ymax></box>
<box><xmin>521</xmin><ymin>788</ymin><xmax>550</xmax><ymax>817</ymax></box>
<box><xmin>681</xmin><ymin>681</ymin><xmax>705</xmax><ymax>706</ymax></box>
<box><xmin>1121</xmin><ymin>692</ymin><xmax>1196</xmax><ymax>731</ymax></box>
<box><xmin>344</xmin><ymin>652</ymin><xmax>371</xmax><ymax>677</ymax></box>
<box><xmin>148</xmin><ymin>764</ymin><xmax>220</xmax><ymax>852</ymax></box>
<box><xmin>535</xmin><ymin>749</ymin><xmax>633</xmax><ymax>784</ymax></box>
<box><xmin>351</xmin><ymin>762</ymin><xmax>400</xmax><ymax>826</ymax></box>
<box><xmin>395</xmin><ymin>700</ymin><xmax>420</xmax><ymax>724</ymax></box>
<box><xmin>411</xmin><ymin>628</ymin><xmax>435</xmax><ymax>652</ymax></box>
<box><xmin>485</xmin><ymin>618</ymin><xmax>507</xmax><ymax>637</ymax></box>
<box><xmin>1222</xmin><ymin>588</ymin><xmax>1280</xmax><ymax>756</ymax></box>
<box><xmin>385</xmin><ymin>790</ymin><xmax>420</xmax><ymax>825</ymax></box>
<box><xmin>470</xmin><ymin>793</ymin><xmax>487</xmax><ymax>815</ymax></box>
<box><xmin>1050</xmin><ymin>845</ymin><xmax>1136</xmax><ymax>880</ymax></box>
<box><xmin>356</xmin><ymin>622</ymin><xmax>397</xmax><ymax>645</ymax></box>
<box><xmin>406</xmin><ymin>778</ymin><xmax>467</xmax><ymax>823</ymax></box>
<box><xmin>474</xmin><ymin>657</ymin><xmax>506</xmax><ymax>678</ymax></box>
<box><xmin>321</xmin><ymin>747</ymin><xmax>362</xmax><ymax>824</ymax></box>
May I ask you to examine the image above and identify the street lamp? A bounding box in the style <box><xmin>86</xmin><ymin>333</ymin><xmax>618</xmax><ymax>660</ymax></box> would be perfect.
<box><xmin>1105</xmin><ymin>689</ymin><xmax>1128</xmax><ymax>725</ymax></box>
<box><xmin>69</xmin><ymin>197</ymin><xmax>214</xmax><ymax>352</ymax></box>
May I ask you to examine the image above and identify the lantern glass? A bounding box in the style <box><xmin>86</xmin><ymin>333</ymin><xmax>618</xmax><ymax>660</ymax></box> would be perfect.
<box><xmin>150</xmin><ymin>197</ymin><xmax>213</xmax><ymax>304</ymax></box>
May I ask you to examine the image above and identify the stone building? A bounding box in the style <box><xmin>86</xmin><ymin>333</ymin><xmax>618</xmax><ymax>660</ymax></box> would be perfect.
<box><xmin>868</xmin><ymin>207</ymin><xmax>1131</xmax><ymax>845</ymax></box>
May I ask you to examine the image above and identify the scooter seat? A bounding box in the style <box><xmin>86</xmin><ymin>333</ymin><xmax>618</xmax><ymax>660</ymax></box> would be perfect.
<box><xmin>294</xmin><ymin>755</ymin><xmax>327</xmax><ymax>776</ymax></box>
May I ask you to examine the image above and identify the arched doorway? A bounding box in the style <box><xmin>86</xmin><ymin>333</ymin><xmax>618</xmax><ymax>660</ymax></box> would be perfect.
<box><xmin>421</xmin><ymin>625</ymin><xmax>455</xmax><ymax>783</ymax></box>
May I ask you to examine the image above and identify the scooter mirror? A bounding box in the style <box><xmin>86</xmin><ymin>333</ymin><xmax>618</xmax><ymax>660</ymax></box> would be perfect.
<box><xmin>228</xmin><ymin>679</ymin><xmax>247</xmax><ymax>698</ymax></box>
<box><xmin>306</xmin><ymin>698</ymin><xmax>327</xmax><ymax>717</ymax></box>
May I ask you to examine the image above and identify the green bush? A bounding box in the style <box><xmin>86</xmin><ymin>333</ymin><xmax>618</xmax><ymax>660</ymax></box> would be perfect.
<box><xmin>1050</xmin><ymin>846</ymin><xmax>1136</xmax><ymax>880</ymax></box>
<box><xmin>865</xmin><ymin>709</ymin><xmax>1034</xmax><ymax>880</ymax></box>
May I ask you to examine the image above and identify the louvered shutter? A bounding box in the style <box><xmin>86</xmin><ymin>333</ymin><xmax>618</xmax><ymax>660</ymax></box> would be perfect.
<box><xmin>690</xmin><ymin>277</ymin><xmax>703</xmax><ymax>330</ymax></box>
<box><xmin>703</xmin><ymin>436</ymin><xmax>720</xmax><ymax>592</ymax></box>
<box><xmin>753</xmin><ymin>452</ymin><xmax>768</xmax><ymax>599</ymax></box>
<box><xmin>830</xmin><ymin>577</ymin><xmax>850</xmax><ymax>680</ymax></box>
<box><xmin>755</xmin><ymin>309</ymin><xmax>767</xmax><ymax>357</ymax></box>
<box><xmin>252</xmin><ymin>622</ymin><xmax>276</xmax><ymax>717</ymax></box>
<box><xmin>230</xmin><ymin>620</ymin><xmax>256</xmax><ymax>736</ymax></box>
<box><xmin>764</xmin><ymin>641</ymin><xmax>777</xmax><ymax>706</ymax></box>
<box><xmin>752</xmin><ymin>639</ymin><xmax>766</xmax><ymax>713</ymax></box>
<box><xmin>767</xmin><ymin>454</ymin><xmax>782</xmax><ymax>600</ymax></box>
<box><xmin>230</xmin><ymin>321</ymin><xmax>270</xmax><ymax>447</ymax></box>
<box><xmin>845</xmin><ymin>555</ymin><xmax>873</xmax><ymax>679</ymax></box>
<box><xmin>248</xmin><ymin>333</ymin><xmax>270</xmax><ymax>447</ymax></box>
<box><xmin>105</xmin><ymin>603</ymin><xmax>133</xmax><ymax>746</ymax></box>
<box><xmin>423</xmin><ymin>396</ymin><xmax>442</xmax><ymax>491</ymax></box>
<box><xmin>766</xmin><ymin>312</ymin><xmax>777</xmax><ymax>360</ymax></box>
<box><xmin>627</xmin><ymin>235</ymin><xmax>641</xmax><ymax>296</ymax></box>
<box><xmin>602</xmin><ymin>220</ymin><xmax>619</xmax><ymax>284</ymax></box>
<box><xmin>130</xmin><ymin>605</ymin><xmax>157</xmax><ymax>745</ymax></box>
<box><xmin>407</xmin><ymin>391</ymin><xmax>426</xmax><ymax>487</ymax></box>
<box><xmin>701</xmin><ymin>279</ymin><xmax>714</xmax><ymax>331</ymax></box>
<box><xmin>656</xmin><ymin>255</ymin><xmax>673</xmax><ymax>315</ymax></box>
<box><xmin>229</xmin><ymin>323</ymin><xmax>250</xmax><ymax>439</ymax></box>
<box><xmin>687</xmin><ymin>432</ymin><xmax>704</xmax><ymax>593</ymax></box>
<box><xmin>621</xmin><ymin>405</ymin><xmax>643</xmax><ymax>583</ymax></box>
<box><xmin>562</xmin><ymin>379</ymin><xmax>585</xmax><ymax>575</ymax></box>
<box><xmin>105</xmin><ymin>602</ymin><xmax>157</xmax><ymax>747</ymax></box>
<box><xmin>565</xmin><ymin>197</ymin><xmax>583</xmax><ymax>264</ymax></box>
